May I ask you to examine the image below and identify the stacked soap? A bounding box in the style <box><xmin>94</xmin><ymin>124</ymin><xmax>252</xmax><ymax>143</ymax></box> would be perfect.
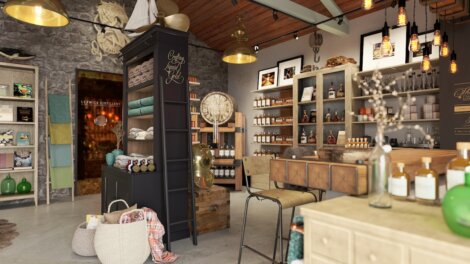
<box><xmin>128</xmin><ymin>96</ymin><xmax>154</xmax><ymax>116</ymax></box>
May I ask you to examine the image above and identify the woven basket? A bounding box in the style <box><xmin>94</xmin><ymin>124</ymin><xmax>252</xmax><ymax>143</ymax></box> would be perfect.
<box><xmin>71</xmin><ymin>222</ymin><xmax>96</xmax><ymax>257</ymax></box>
<box><xmin>94</xmin><ymin>200</ymin><xmax>150</xmax><ymax>264</ymax></box>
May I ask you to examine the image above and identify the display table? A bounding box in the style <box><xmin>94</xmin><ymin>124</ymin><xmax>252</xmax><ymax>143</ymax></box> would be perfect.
<box><xmin>300</xmin><ymin>196</ymin><xmax>470</xmax><ymax>264</ymax></box>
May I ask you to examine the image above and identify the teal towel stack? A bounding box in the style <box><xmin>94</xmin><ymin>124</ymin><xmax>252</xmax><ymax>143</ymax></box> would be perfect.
<box><xmin>128</xmin><ymin>96</ymin><xmax>154</xmax><ymax>116</ymax></box>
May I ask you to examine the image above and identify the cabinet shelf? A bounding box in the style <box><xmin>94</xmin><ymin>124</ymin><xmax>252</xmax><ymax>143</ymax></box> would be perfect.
<box><xmin>298</xmin><ymin>101</ymin><xmax>316</xmax><ymax>106</ymax></box>
<box><xmin>0</xmin><ymin>145</ymin><xmax>34</xmax><ymax>149</ymax></box>
<box><xmin>0</xmin><ymin>193</ymin><xmax>34</xmax><ymax>202</ymax></box>
<box><xmin>253</xmin><ymin>104</ymin><xmax>293</xmax><ymax>110</ymax></box>
<box><xmin>353</xmin><ymin>88</ymin><xmax>440</xmax><ymax>100</ymax></box>
<box><xmin>128</xmin><ymin>114</ymin><xmax>153</xmax><ymax>120</ymax></box>
<box><xmin>191</xmin><ymin>112</ymin><xmax>200</xmax><ymax>115</ymax></box>
<box><xmin>191</xmin><ymin>127</ymin><xmax>200</xmax><ymax>130</ymax></box>
<box><xmin>323</xmin><ymin>97</ymin><xmax>345</xmax><ymax>103</ymax></box>
<box><xmin>299</xmin><ymin>122</ymin><xmax>316</xmax><ymax>126</ymax></box>
<box><xmin>190</xmin><ymin>98</ymin><xmax>200</xmax><ymax>102</ymax></box>
<box><xmin>0</xmin><ymin>96</ymin><xmax>35</xmax><ymax>102</ymax></box>
<box><xmin>200</xmin><ymin>127</ymin><xmax>236</xmax><ymax>133</ymax></box>
<box><xmin>256</xmin><ymin>143</ymin><xmax>293</xmax><ymax>146</ymax></box>
<box><xmin>189</xmin><ymin>81</ymin><xmax>200</xmax><ymax>86</ymax></box>
<box><xmin>353</xmin><ymin>119</ymin><xmax>440</xmax><ymax>124</ymax></box>
<box><xmin>299</xmin><ymin>143</ymin><xmax>317</xmax><ymax>146</ymax></box>
<box><xmin>213</xmin><ymin>178</ymin><xmax>237</xmax><ymax>184</ymax></box>
<box><xmin>323</xmin><ymin>121</ymin><xmax>345</xmax><ymax>125</ymax></box>
<box><xmin>253</xmin><ymin>124</ymin><xmax>293</xmax><ymax>127</ymax></box>
<box><xmin>0</xmin><ymin>169</ymin><xmax>35</xmax><ymax>173</ymax></box>
<box><xmin>251</xmin><ymin>85</ymin><xmax>293</xmax><ymax>94</ymax></box>
<box><xmin>213</xmin><ymin>159</ymin><xmax>235</xmax><ymax>166</ymax></box>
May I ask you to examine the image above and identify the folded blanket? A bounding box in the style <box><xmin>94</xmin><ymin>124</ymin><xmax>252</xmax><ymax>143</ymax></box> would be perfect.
<box><xmin>50</xmin><ymin>165</ymin><xmax>73</xmax><ymax>189</ymax></box>
<box><xmin>49</xmin><ymin>122</ymin><xmax>72</xmax><ymax>144</ymax></box>
<box><xmin>49</xmin><ymin>143</ymin><xmax>71</xmax><ymax>167</ymax></box>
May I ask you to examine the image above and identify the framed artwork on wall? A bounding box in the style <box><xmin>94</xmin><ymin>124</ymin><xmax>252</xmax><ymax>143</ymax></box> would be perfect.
<box><xmin>360</xmin><ymin>25</ymin><xmax>409</xmax><ymax>71</ymax></box>
<box><xmin>277</xmin><ymin>56</ymin><xmax>304</xmax><ymax>86</ymax></box>
<box><xmin>258</xmin><ymin>66</ymin><xmax>278</xmax><ymax>90</ymax></box>
<box><xmin>409</xmin><ymin>31</ymin><xmax>439</xmax><ymax>63</ymax></box>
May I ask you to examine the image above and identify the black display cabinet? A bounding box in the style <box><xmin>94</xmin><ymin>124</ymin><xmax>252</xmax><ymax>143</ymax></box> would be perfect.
<box><xmin>101</xmin><ymin>26</ymin><xmax>197</xmax><ymax>249</ymax></box>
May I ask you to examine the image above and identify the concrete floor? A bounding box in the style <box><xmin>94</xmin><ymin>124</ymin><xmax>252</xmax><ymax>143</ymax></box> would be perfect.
<box><xmin>0</xmin><ymin>189</ymin><xmax>339</xmax><ymax>264</ymax></box>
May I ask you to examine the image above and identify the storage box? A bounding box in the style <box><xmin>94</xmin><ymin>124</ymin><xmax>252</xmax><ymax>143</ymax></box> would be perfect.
<box><xmin>0</xmin><ymin>105</ymin><xmax>13</xmax><ymax>121</ymax></box>
<box><xmin>191</xmin><ymin>185</ymin><xmax>230</xmax><ymax>234</ymax></box>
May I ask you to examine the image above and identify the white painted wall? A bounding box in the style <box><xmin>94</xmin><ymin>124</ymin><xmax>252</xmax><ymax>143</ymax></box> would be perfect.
<box><xmin>228</xmin><ymin>3</ymin><xmax>434</xmax><ymax>155</ymax></box>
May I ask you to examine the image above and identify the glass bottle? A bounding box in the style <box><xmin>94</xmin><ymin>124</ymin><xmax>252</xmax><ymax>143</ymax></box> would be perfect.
<box><xmin>446</xmin><ymin>142</ymin><xmax>470</xmax><ymax>190</ymax></box>
<box><xmin>368</xmin><ymin>133</ymin><xmax>392</xmax><ymax>208</ymax></box>
<box><xmin>301</xmin><ymin>110</ymin><xmax>309</xmax><ymax>123</ymax></box>
<box><xmin>415</xmin><ymin>157</ymin><xmax>439</xmax><ymax>205</ymax></box>
<box><xmin>266</xmin><ymin>133</ymin><xmax>271</xmax><ymax>143</ymax></box>
<box><xmin>218</xmin><ymin>145</ymin><xmax>225</xmax><ymax>158</ymax></box>
<box><xmin>442</xmin><ymin>168</ymin><xmax>470</xmax><ymax>238</ymax></box>
<box><xmin>308</xmin><ymin>130</ymin><xmax>316</xmax><ymax>144</ymax></box>
<box><xmin>326</xmin><ymin>130</ymin><xmax>336</xmax><ymax>144</ymax></box>
<box><xmin>253</xmin><ymin>133</ymin><xmax>258</xmax><ymax>143</ymax></box>
<box><xmin>224</xmin><ymin>144</ymin><xmax>230</xmax><ymax>157</ymax></box>
<box><xmin>336</xmin><ymin>83</ymin><xmax>345</xmax><ymax>98</ymax></box>
<box><xmin>230</xmin><ymin>167</ymin><xmax>236</xmax><ymax>178</ymax></box>
<box><xmin>309</xmin><ymin>110</ymin><xmax>316</xmax><ymax>123</ymax></box>
<box><xmin>224</xmin><ymin>166</ymin><xmax>230</xmax><ymax>177</ymax></box>
<box><xmin>252</xmin><ymin>116</ymin><xmax>257</xmax><ymax>126</ymax></box>
<box><xmin>261</xmin><ymin>97</ymin><xmax>266</xmax><ymax>107</ymax></box>
<box><xmin>300</xmin><ymin>128</ymin><xmax>307</xmax><ymax>144</ymax></box>
<box><xmin>325</xmin><ymin>108</ymin><xmax>331</xmax><ymax>122</ymax></box>
<box><xmin>332</xmin><ymin>110</ymin><xmax>339</xmax><ymax>122</ymax></box>
<box><xmin>390</xmin><ymin>162</ymin><xmax>410</xmax><ymax>200</ymax></box>
<box><xmin>328</xmin><ymin>82</ymin><xmax>336</xmax><ymax>99</ymax></box>
<box><xmin>214</xmin><ymin>167</ymin><xmax>220</xmax><ymax>178</ymax></box>
<box><xmin>266</xmin><ymin>114</ymin><xmax>271</xmax><ymax>125</ymax></box>
<box><xmin>253</xmin><ymin>98</ymin><xmax>258</xmax><ymax>108</ymax></box>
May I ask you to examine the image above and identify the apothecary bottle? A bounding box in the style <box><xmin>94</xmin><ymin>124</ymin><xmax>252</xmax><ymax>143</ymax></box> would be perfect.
<box><xmin>224</xmin><ymin>145</ymin><xmax>230</xmax><ymax>157</ymax></box>
<box><xmin>328</xmin><ymin>82</ymin><xmax>336</xmax><ymax>99</ymax></box>
<box><xmin>368</xmin><ymin>134</ymin><xmax>392</xmax><ymax>208</ymax></box>
<box><xmin>415</xmin><ymin>157</ymin><xmax>439</xmax><ymax>205</ymax></box>
<box><xmin>253</xmin><ymin>98</ymin><xmax>258</xmax><ymax>108</ymax></box>
<box><xmin>446</xmin><ymin>142</ymin><xmax>470</xmax><ymax>190</ymax></box>
<box><xmin>390</xmin><ymin>162</ymin><xmax>410</xmax><ymax>199</ymax></box>
<box><xmin>230</xmin><ymin>145</ymin><xmax>235</xmax><ymax>158</ymax></box>
<box><xmin>218</xmin><ymin>145</ymin><xmax>225</xmax><ymax>158</ymax></box>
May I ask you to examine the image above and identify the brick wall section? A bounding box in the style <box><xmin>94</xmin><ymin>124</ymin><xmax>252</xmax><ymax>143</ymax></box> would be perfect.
<box><xmin>0</xmin><ymin>0</ymin><xmax>227</xmax><ymax>204</ymax></box>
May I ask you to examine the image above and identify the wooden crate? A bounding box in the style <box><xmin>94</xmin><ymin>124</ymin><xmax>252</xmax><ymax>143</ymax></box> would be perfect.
<box><xmin>191</xmin><ymin>185</ymin><xmax>230</xmax><ymax>234</ymax></box>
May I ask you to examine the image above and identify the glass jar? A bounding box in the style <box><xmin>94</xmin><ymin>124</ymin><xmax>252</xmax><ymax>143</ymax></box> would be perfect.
<box><xmin>368</xmin><ymin>133</ymin><xmax>392</xmax><ymax>208</ymax></box>
<box><xmin>446</xmin><ymin>142</ymin><xmax>470</xmax><ymax>190</ymax></box>
<box><xmin>415</xmin><ymin>157</ymin><xmax>439</xmax><ymax>205</ymax></box>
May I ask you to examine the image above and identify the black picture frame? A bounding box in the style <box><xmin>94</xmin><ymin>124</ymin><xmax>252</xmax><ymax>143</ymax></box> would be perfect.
<box><xmin>277</xmin><ymin>55</ymin><xmax>304</xmax><ymax>86</ymax></box>
<box><xmin>257</xmin><ymin>66</ymin><xmax>278</xmax><ymax>90</ymax></box>
<box><xmin>359</xmin><ymin>23</ymin><xmax>410</xmax><ymax>71</ymax></box>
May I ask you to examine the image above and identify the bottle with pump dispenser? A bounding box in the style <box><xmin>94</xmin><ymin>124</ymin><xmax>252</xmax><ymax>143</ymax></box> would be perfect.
<box><xmin>390</xmin><ymin>162</ymin><xmax>410</xmax><ymax>199</ymax></box>
<box><xmin>446</xmin><ymin>142</ymin><xmax>470</xmax><ymax>190</ymax></box>
<box><xmin>415</xmin><ymin>157</ymin><xmax>439</xmax><ymax>205</ymax></box>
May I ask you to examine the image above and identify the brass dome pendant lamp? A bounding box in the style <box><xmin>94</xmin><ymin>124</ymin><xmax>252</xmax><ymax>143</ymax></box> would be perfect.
<box><xmin>4</xmin><ymin>0</ymin><xmax>69</xmax><ymax>27</ymax></box>
<box><xmin>222</xmin><ymin>16</ymin><xmax>257</xmax><ymax>64</ymax></box>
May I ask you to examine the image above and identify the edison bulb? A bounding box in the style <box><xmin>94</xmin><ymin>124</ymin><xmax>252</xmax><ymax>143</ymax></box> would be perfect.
<box><xmin>362</xmin><ymin>0</ymin><xmax>374</xmax><ymax>10</ymax></box>
<box><xmin>450</xmin><ymin>60</ymin><xmax>458</xmax><ymax>74</ymax></box>
<box><xmin>433</xmin><ymin>30</ymin><xmax>441</xmax><ymax>46</ymax></box>
<box><xmin>422</xmin><ymin>55</ymin><xmax>431</xmax><ymax>72</ymax></box>
<box><xmin>440</xmin><ymin>42</ymin><xmax>449</xmax><ymax>57</ymax></box>
<box><xmin>409</xmin><ymin>34</ymin><xmax>420</xmax><ymax>53</ymax></box>
<box><xmin>380</xmin><ymin>36</ymin><xmax>393</xmax><ymax>57</ymax></box>
<box><xmin>397</xmin><ymin>7</ymin><xmax>407</xmax><ymax>26</ymax></box>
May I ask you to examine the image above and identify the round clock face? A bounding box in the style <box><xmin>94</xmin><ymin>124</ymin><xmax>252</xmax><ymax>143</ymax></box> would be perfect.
<box><xmin>200</xmin><ymin>92</ymin><xmax>235</xmax><ymax>125</ymax></box>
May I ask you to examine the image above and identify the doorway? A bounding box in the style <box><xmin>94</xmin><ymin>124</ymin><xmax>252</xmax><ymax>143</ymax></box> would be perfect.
<box><xmin>76</xmin><ymin>70</ymin><xmax>123</xmax><ymax>195</ymax></box>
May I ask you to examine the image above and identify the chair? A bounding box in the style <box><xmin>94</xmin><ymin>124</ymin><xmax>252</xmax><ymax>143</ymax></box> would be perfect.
<box><xmin>239</xmin><ymin>156</ymin><xmax>318</xmax><ymax>264</ymax></box>
<box><xmin>242</xmin><ymin>155</ymin><xmax>274</xmax><ymax>190</ymax></box>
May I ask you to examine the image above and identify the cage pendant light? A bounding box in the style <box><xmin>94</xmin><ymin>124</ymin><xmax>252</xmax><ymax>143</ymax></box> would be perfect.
<box><xmin>380</xmin><ymin>8</ymin><xmax>393</xmax><ymax>57</ymax></box>
<box><xmin>397</xmin><ymin>0</ymin><xmax>407</xmax><ymax>27</ymax></box>
<box><xmin>409</xmin><ymin>0</ymin><xmax>420</xmax><ymax>53</ymax></box>
<box><xmin>222</xmin><ymin>16</ymin><xmax>257</xmax><ymax>64</ymax></box>
<box><xmin>422</xmin><ymin>3</ymin><xmax>431</xmax><ymax>72</ymax></box>
<box><xmin>3</xmin><ymin>0</ymin><xmax>69</xmax><ymax>27</ymax></box>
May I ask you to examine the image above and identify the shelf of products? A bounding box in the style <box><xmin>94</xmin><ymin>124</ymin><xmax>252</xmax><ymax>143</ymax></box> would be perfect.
<box><xmin>189</xmin><ymin>80</ymin><xmax>200</xmax><ymax>144</ymax></box>
<box><xmin>251</xmin><ymin>84</ymin><xmax>293</xmax><ymax>94</ymax></box>
<box><xmin>253</xmin><ymin>124</ymin><xmax>293</xmax><ymax>127</ymax></box>
<box><xmin>199</xmin><ymin>112</ymin><xmax>245</xmax><ymax>190</ymax></box>
<box><xmin>298</xmin><ymin>101</ymin><xmax>316</xmax><ymax>106</ymax></box>
<box><xmin>353</xmin><ymin>119</ymin><xmax>440</xmax><ymax>124</ymax></box>
<box><xmin>0</xmin><ymin>62</ymin><xmax>39</xmax><ymax>206</ymax></box>
<box><xmin>253</xmin><ymin>104</ymin><xmax>293</xmax><ymax>110</ymax></box>
<box><xmin>353</xmin><ymin>88</ymin><xmax>440</xmax><ymax>100</ymax></box>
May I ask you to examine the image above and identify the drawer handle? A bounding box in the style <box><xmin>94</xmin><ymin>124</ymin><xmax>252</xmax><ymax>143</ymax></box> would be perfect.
<box><xmin>368</xmin><ymin>253</ymin><xmax>377</xmax><ymax>262</ymax></box>
<box><xmin>321</xmin><ymin>237</ymin><xmax>328</xmax><ymax>245</ymax></box>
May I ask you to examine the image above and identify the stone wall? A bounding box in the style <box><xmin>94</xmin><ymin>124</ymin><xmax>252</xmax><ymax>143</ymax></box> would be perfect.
<box><xmin>0</xmin><ymin>0</ymin><xmax>227</xmax><ymax>203</ymax></box>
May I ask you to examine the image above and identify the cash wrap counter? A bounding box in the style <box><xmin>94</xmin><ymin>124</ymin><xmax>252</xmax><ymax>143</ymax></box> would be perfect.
<box><xmin>270</xmin><ymin>149</ymin><xmax>457</xmax><ymax>196</ymax></box>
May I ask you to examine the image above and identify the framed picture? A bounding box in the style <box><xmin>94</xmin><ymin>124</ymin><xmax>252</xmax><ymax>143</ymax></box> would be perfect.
<box><xmin>277</xmin><ymin>56</ymin><xmax>303</xmax><ymax>86</ymax></box>
<box><xmin>258</xmin><ymin>67</ymin><xmax>278</xmax><ymax>90</ymax></box>
<box><xmin>301</xmin><ymin>86</ymin><xmax>314</xmax><ymax>102</ymax></box>
<box><xmin>13</xmin><ymin>83</ymin><xmax>33</xmax><ymax>98</ymax></box>
<box><xmin>17</xmin><ymin>107</ymin><xmax>33</xmax><ymax>122</ymax></box>
<box><xmin>14</xmin><ymin>150</ymin><xmax>32</xmax><ymax>168</ymax></box>
<box><xmin>409</xmin><ymin>31</ymin><xmax>440</xmax><ymax>63</ymax></box>
<box><xmin>360</xmin><ymin>25</ymin><xmax>409</xmax><ymax>71</ymax></box>
<box><xmin>16</xmin><ymin>132</ymin><xmax>31</xmax><ymax>146</ymax></box>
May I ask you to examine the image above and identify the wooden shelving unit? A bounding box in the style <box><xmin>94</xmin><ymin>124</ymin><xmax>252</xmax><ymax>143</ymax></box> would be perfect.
<box><xmin>200</xmin><ymin>112</ymin><xmax>245</xmax><ymax>191</ymax></box>
<box><xmin>0</xmin><ymin>62</ymin><xmax>38</xmax><ymax>206</ymax></box>
<box><xmin>189</xmin><ymin>79</ymin><xmax>201</xmax><ymax>144</ymax></box>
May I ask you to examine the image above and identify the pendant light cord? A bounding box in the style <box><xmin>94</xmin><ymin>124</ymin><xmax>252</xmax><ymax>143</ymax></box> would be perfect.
<box><xmin>425</xmin><ymin>2</ymin><xmax>428</xmax><ymax>43</ymax></box>
<box><xmin>413</xmin><ymin>0</ymin><xmax>416</xmax><ymax>22</ymax></box>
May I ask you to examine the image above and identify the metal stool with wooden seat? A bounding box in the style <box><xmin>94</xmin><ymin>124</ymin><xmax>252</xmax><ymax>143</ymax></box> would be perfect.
<box><xmin>239</xmin><ymin>156</ymin><xmax>318</xmax><ymax>264</ymax></box>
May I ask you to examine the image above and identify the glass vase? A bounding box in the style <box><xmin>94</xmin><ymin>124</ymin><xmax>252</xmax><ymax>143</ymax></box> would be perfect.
<box><xmin>442</xmin><ymin>171</ymin><xmax>470</xmax><ymax>237</ymax></box>
<box><xmin>368</xmin><ymin>133</ymin><xmax>392</xmax><ymax>208</ymax></box>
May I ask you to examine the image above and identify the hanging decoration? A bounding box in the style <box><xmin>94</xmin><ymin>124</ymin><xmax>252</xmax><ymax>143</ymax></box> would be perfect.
<box><xmin>380</xmin><ymin>8</ymin><xmax>392</xmax><ymax>57</ymax></box>
<box><xmin>450</xmin><ymin>21</ymin><xmax>458</xmax><ymax>74</ymax></box>
<box><xmin>91</xmin><ymin>1</ymin><xmax>130</xmax><ymax>64</ymax></box>
<box><xmin>222</xmin><ymin>16</ymin><xmax>257</xmax><ymax>64</ymax></box>
<box><xmin>421</xmin><ymin>2</ymin><xmax>431</xmax><ymax>72</ymax></box>
<box><xmin>409</xmin><ymin>0</ymin><xmax>420</xmax><ymax>53</ymax></box>
<box><xmin>397</xmin><ymin>0</ymin><xmax>407</xmax><ymax>27</ymax></box>
<box><xmin>433</xmin><ymin>4</ymin><xmax>441</xmax><ymax>46</ymax></box>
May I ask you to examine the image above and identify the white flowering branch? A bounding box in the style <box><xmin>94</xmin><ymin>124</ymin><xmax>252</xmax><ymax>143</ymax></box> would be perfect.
<box><xmin>353</xmin><ymin>70</ymin><xmax>434</xmax><ymax>148</ymax></box>
<box><xmin>111</xmin><ymin>121</ymin><xmax>124</xmax><ymax>150</ymax></box>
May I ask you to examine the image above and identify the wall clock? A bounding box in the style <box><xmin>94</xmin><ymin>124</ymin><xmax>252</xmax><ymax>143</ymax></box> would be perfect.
<box><xmin>200</xmin><ymin>92</ymin><xmax>235</xmax><ymax>125</ymax></box>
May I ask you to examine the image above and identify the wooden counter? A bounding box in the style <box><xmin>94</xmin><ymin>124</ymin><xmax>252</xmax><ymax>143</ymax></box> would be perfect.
<box><xmin>301</xmin><ymin>196</ymin><xmax>470</xmax><ymax>264</ymax></box>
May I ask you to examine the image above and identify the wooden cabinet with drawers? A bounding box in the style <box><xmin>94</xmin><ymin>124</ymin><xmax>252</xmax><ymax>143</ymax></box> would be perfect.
<box><xmin>301</xmin><ymin>196</ymin><xmax>470</xmax><ymax>264</ymax></box>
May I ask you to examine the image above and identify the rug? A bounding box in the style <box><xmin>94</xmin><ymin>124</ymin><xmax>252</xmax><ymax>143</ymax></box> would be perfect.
<box><xmin>0</xmin><ymin>219</ymin><xmax>18</xmax><ymax>249</ymax></box>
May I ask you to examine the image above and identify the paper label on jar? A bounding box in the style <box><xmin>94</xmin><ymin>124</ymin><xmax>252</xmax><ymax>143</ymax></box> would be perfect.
<box><xmin>447</xmin><ymin>169</ymin><xmax>465</xmax><ymax>190</ymax></box>
<box><xmin>415</xmin><ymin>176</ymin><xmax>436</xmax><ymax>200</ymax></box>
<box><xmin>391</xmin><ymin>178</ymin><xmax>407</xmax><ymax>197</ymax></box>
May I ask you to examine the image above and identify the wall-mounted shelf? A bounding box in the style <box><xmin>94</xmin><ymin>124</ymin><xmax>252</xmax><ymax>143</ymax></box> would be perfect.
<box><xmin>0</xmin><ymin>96</ymin><xmax>35</xmax><ymax>102</ymax></box>
<box><xmin>253</xmin><ymin>104</ymin><xmax>293</xmax><ymax>110</ymax></box>
<box><xmin>251</xmin><ymin>84</ymin><xmax>293</xmax><ymax>94</ymax></box>
<box><xmin>353</xmin><ymin>119</ymin><xmax>440</xmax><ymax>124</ymax></box>
<box><xmin>353</xmin><ymin>88</ymin><xmax>440</xmax><ymax>100</ymax></box>
<box><xmin>253</xmin><ymin>124</ymin><xmax>293</xmax><ymax>127</ymax></box>
<box><xmin>298</xmin><ymin>101</ymin><xmax>316</xmax><ymax>106</ymax></box>
<box><xmin>323</xmin><ymin>97</ymin><xmax>345</xmax><ymax>103</ymax></box>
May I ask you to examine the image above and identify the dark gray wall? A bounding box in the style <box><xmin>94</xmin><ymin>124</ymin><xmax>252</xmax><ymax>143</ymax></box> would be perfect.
<box><xmin>0</xmin><ymin>0</ymin><xmax>227</xmax><ymax>203</ymax></box>
<box><xmin>439</xmin><ymin>21</ymin><xmax>470</xmax><ymax>149</ymax></box>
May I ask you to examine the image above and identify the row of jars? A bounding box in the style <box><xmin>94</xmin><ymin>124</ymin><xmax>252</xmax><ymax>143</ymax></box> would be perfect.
<box><xmin>253</xmin><ymin>133</ymin><xmax>293</xmax><ymax>144</ymax></box>
<box><xmin>253</xmin><ymin>97</ymin><xmax>293</xmax><ymax>108</ymax></box>
<box><xmin>253</xmin><ymin>149</ymin><xmax>280</xmax><ymax>158</ymax></box>
<box><xmin>211</xmin><ymin>166</ymin><xmax>236</xmax><ymax>178</ymax></box>
<box><xmin>208</xmin><ymin>145</ymin><xmax>236</xmax><ymax>159</ymax></box>
<box><xmin>253</xmin><ymin>115</ymin><xmax>293</xmax><ymax>126</ymax></box>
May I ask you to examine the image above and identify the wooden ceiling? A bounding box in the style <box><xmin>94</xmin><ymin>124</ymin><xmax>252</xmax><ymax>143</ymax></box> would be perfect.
<box><xmin>178</xmin><ymin>0</ymin><xmax>394</xmax><ymax>51</ymax></box>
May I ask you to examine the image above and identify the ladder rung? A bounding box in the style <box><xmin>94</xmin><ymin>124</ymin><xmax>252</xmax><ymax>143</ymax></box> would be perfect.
<box><xmin>168</xmin><ymin>187</ymin><xmax>188</xmax><ymax>193</ymax></box>
<box><xmin>167</xmin><ymin>158</ymin><xmax>190</xmax><ymax>163</ymax></box>
<box><xmin>166</xmin><ymin>128</ymin><xmax>189</xmax><ymax>132</ymax></box>
<box><xmin>164</xmin><ymin>100</ymin><xmax>186</xmax><ymax>105</ymax></box>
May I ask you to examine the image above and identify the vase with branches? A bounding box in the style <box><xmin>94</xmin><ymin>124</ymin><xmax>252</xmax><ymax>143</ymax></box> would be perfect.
<box><xmin>111</xmin><ymin>121</ymin><xmax>124</xmax><ymax>157</ymax></box>
<box><xmin>354</xmin><ymin>70</ymin><xmax>434</xmax><ymax>208</ymax></box>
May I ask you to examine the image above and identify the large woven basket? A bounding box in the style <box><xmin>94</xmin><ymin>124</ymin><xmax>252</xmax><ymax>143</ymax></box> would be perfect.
<box><xmin>94</xmin><ymin>200</ymin><xmax>150</xmax><ymax>264</ymax></box>
<box><xmin>71</xmin><ymin>222</ymin><xmax>96</xmax><ymax>257</ymax></box>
